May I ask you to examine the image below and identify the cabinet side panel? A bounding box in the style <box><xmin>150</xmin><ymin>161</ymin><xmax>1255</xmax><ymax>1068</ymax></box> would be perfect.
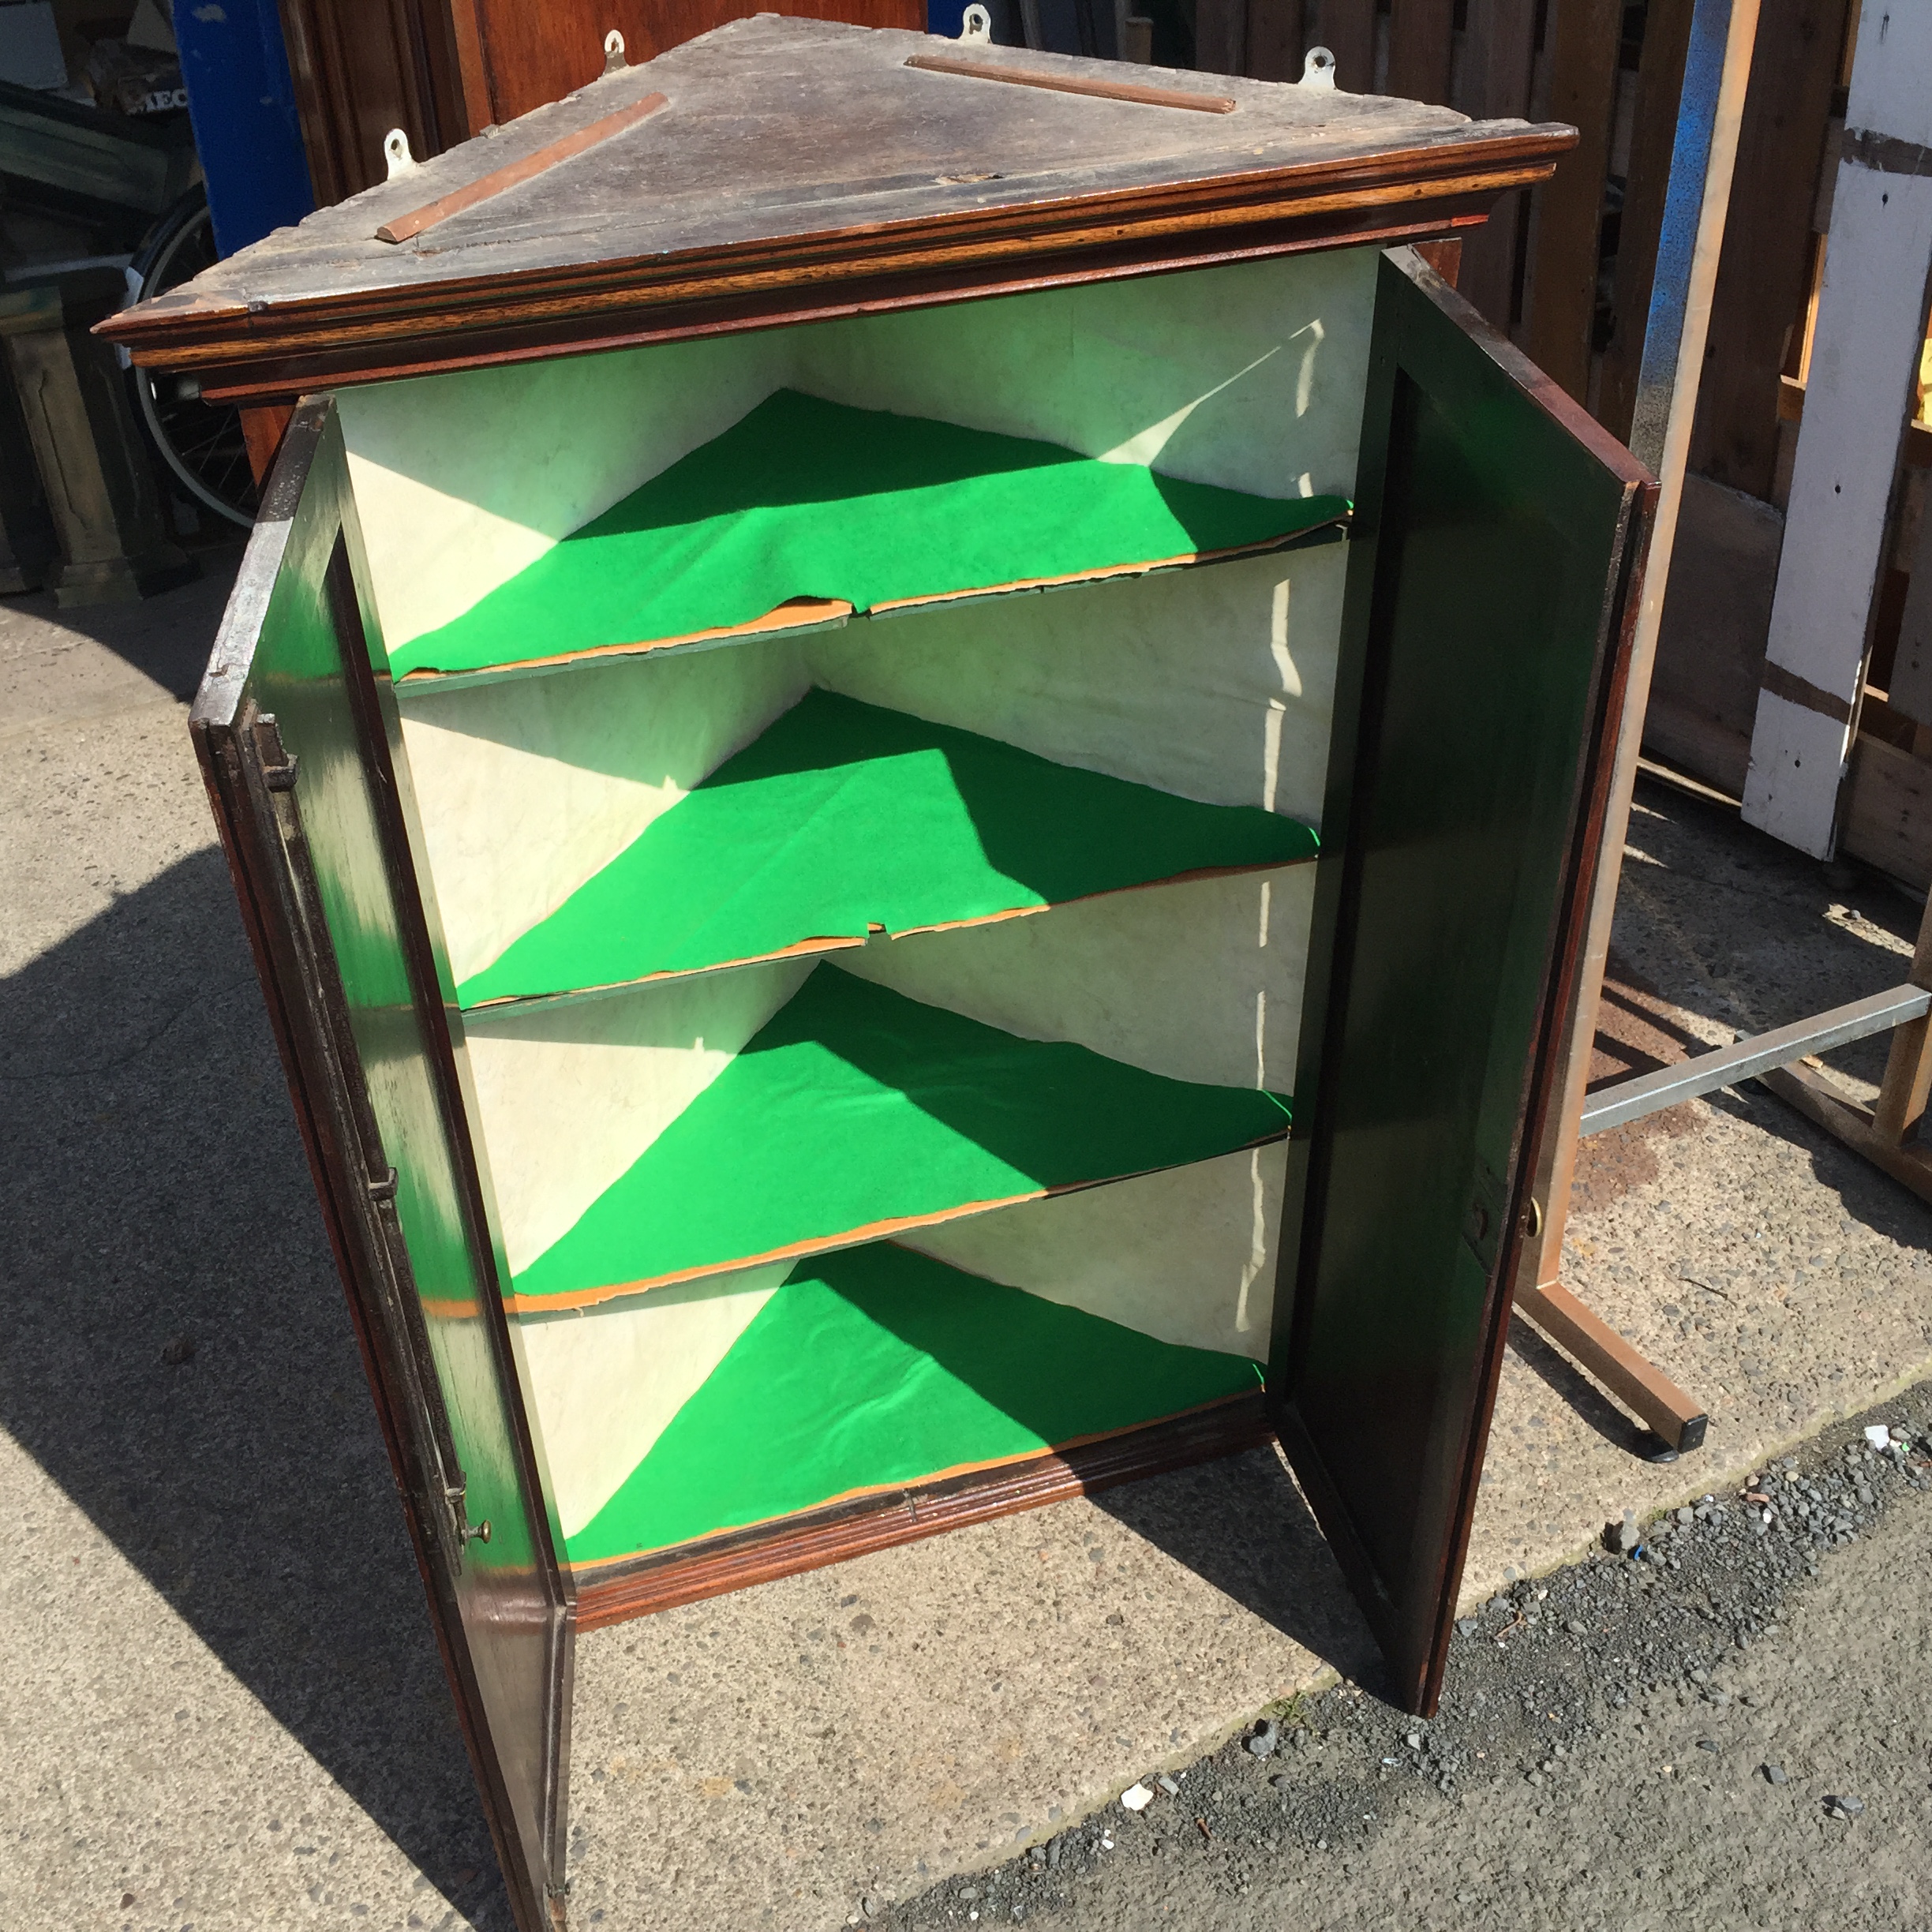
<box><xmin>336</xmin><ymin>329</ymin><xmax>793</xmax><ymax>653</ymax></box>
<box><xmin>395</xmin><ymin>638</ymin><xmax>811</xmax><ymax>985</ymax></box>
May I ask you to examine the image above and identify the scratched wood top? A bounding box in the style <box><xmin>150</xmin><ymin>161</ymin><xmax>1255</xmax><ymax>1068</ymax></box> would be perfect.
<box><xmin>101</xmin><ymin>15</ymin><xmax>1573</xmax><ymax>397</ymax></box>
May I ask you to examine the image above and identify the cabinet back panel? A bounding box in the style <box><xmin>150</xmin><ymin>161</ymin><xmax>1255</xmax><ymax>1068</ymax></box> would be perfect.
<box><xmin>836</xmin><ymin>864</ymin><xmax>1314</xmax><ymax>1095</ymax></box>
<box><xmin>518</xmin><ymin>1159</ymin><xmax>1276</xmax><ymax>1555</ymax></box>
<box><xmin>899</xmin><ymin>1143</ymin><xmax>1288</xmax><ymax>1363</ymax></box>
<box><xmin>805</xmin><ymin>543</ymin><xmax>1344</xmax><ymax>822</ymax></box>
<box><xmin>519</xmin><ymin>1262</ymin><xmax>792</xmax><ymax>1541</ymax></box>
<box><xmin>338</xmin><ymin>328</ymin><xmax>791</xmax><ymax>656</ymax></box>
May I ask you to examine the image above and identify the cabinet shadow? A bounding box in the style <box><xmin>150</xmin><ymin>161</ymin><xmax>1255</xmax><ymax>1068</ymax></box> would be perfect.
<box><xmin>0</xmin><ymin>846</ymin><xmax>515</xmax><ymax>1930</ymax></box>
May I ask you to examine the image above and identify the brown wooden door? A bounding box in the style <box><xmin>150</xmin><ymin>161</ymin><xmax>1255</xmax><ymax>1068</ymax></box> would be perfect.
<box><xmin>1271</xmin><ymin>248</ymin><xmax>1656</xmax><ymax>1717</ymax></box>
<box><xmin>192</xmin><ymin>398</ymin><xmax>572</xmax><ymax>1932</ymax></box>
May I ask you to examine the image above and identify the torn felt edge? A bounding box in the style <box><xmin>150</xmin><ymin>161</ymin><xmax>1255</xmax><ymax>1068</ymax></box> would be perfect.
<box><xmin>391</xmin><ymin>517</ymin><xmax>1350</xmax><ymax>692</ymax></box>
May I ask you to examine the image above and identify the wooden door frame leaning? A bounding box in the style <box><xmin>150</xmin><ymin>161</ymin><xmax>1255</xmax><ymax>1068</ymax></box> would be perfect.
<box><xmin>1512</xmin><ymin>0</ymin><xmax>1762</xmax><ymax>1457</ymax></box>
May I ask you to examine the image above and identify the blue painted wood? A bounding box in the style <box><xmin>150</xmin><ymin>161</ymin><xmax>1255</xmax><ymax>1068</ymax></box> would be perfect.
<box><xmin>174</xmin><ymin>0</ymin><xmax>313</xmax><ymax>256</ymax></box>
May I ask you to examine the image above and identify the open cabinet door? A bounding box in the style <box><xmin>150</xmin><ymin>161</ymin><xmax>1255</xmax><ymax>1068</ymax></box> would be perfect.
<box><xmin>1273</xmin><ymin>249</ymin><xmax>1655</xmax><ymax>1717</ymax></box>
<box><xmin>191</xmin><ymin>399</ymin><xmax>572</xmax><ymax>1930</ymax></box>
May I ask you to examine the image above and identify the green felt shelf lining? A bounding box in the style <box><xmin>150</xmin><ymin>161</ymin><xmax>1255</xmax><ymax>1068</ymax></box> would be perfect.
<box><xmin>459</xmin><ymin>687</ymin><xmax>1318</xmax><ymax>1009</ymax></box>
<box><xmin>390</xmin><ymin>389</ymin><xmax>1350</xmax><ymax>680</ymax></box>
<box><xmin>567</xmin><ymin>1241</ymin><xmax>1264</xmax><ymax>1568</ymax></box>
<box><xmin>508</xmin><ymin>964</ymin><xmax>1290</xmax><ymax>1312</ymax></box>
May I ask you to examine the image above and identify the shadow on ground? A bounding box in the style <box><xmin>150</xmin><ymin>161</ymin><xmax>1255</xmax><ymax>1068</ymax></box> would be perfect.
<box><xmin>1089</xmin><ymin>1442</ymin><xmax>1381</xmax><ymax>1689</ymax></box>
<box><xmin>0</xmin><ymin>844</ymin><xmax>514</xmax><ymax>1929</ymax></box>
<box><xmin>3</xmin><ymin>543</ymin><xmax>246</xmax><ymax>702</ymax></box>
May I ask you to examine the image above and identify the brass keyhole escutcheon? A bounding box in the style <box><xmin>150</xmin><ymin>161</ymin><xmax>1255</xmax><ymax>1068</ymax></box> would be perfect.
<box><xmin>1523</xmin><ymin>1196</ymin><xmax>1544</xmax><ymax>1239</ymax></box>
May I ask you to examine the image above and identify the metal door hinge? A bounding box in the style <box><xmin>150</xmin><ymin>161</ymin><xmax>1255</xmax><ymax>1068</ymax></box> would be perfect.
<box><xmin>252</xmin><ymin>713</ymin><xmax>300</xmax><ymax>791</ymax></box>
<box><xmin>446</xmin><ymin>1476</ymin><xmax>491</xmax><ymax>1552</ymax></box>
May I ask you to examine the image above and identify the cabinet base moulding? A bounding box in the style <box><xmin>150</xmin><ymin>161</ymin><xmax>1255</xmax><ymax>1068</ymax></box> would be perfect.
<box><xmin>572</xmin><ymin>1392</ymin><xmax>1275</xmax><ymax>1630</ymax></box>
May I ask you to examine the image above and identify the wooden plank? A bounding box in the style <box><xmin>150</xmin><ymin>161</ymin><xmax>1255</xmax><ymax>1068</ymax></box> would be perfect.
<box><xmin>277</xmin><ymin>0</ymin><xmax>474</xmax><ymax>204</ymax></box>
<box><xmin>905</xmin><ymin>52</ymin><xmax>1238</xmax><ymax>107</ymax></box>
<box><xmin>1245</xmin><ymin>0</ymin><xmax>1305</xmax><ymax>81</ymax></box>
<box><xmin>1521</xmin><ymin>0</ymin><xmax>1623</xmax><ymax>399</ymax></box>
<box><xmin>1640</xmin><ymin>471</ymin><xmax>1780</xmax><ymax>795</ymax></box>
<box><xmin>1387</xmin><ymin>0</ymin><xmax>1455</xmax><ymax>105</ymax></box>
<box><xmin>1196</xmin><ymin>0</ymin><xmax>1251</xmax><ymax>74</ymax></box>
<box><xmin>1302</xmin><ymin>0</ymin><xmax>1376</xmax><ymax>95</ymax></box>
<box><xmin>1597</xmin><ymin>0</ymin><xmax>1696</xmax><ymax>442</ymax></box>
<box><xmin>1684</xmin><ymin>0</ymin><xmax>1851</xmax><ymax>500</ymax></box>
<box><xmin>1873</xmin><ymin>886</ymin><xmax>1932</xmax><ymax>1145</ymax></box>
<box><xmin>1520</xmin><ymin>0</ymin><xmax>1758</xmax><ymax>1341</ymax></box>
<box><xmin>454</xmin><ymin>0</ymin><xmax>923</xmax><ymax>130</ymax></box>
<box><xmin>377</xmin><ymin>91</ymin><xmax>668</xmax><ymax>242</ymax></box>
<box><xmin>1741</xmin><ymin>1</ymin><xmax>1932</xmax><ymax>859</ymax></box>
<box><xmin>1515</xmin><ymin>1280</ymin><xmax>1707</xmax><ymax>1449</ymax></box>
<box><xmin>1455</xmin><ymin>0</ymin><xmax>1540</xmax><ymax>327</ymax></box>
<box><xmin>1840</xmin><ymin>728</ymin><xmax>1932</xmax><ymax>893</ymax></box>
<box><xmin>239</xmin><ymin>402</ymin><xmax>294</xmax><ymax>485</ymax></box>
<box><xmin>1760</xmin><ymin>1060</ymin><xmax>1932</xmax><ymax>1211</ymax></box>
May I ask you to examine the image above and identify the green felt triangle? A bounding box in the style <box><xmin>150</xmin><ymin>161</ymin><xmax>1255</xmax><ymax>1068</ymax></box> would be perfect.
<box><xmin>460</xmin><ymin>688</ymin><xmax>1317</xmax><ymax>1006</ymax></box>
<box><xmin>391</xmin><ymin>390</ymin><xmax>1349</xmax><ymax>678</ymax></box>
<box><xmin>567</xmin><ymin>1241</ymin><xmax>1263</xmax><ymax>1565</ymax></box>
<box><xmin>510</xmin><ymin>965</ymin><xmax>1290</xmax><ymax>1309</ymax></box>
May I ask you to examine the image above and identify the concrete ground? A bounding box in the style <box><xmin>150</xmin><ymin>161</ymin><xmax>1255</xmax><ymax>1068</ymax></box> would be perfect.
<box><xmin>886</xmin><ymin>1380</ymin><xmax>1932</xmax><ymax>1932</ymax></box>
<box><xmin>5</xmin><ymin>556</ymin><xmax>1932</xmax><ymax>1931</ymax></box>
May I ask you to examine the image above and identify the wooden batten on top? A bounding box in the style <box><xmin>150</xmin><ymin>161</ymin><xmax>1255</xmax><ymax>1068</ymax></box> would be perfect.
<box><xmin>95</xmin><ymin>15</ymin><xmax>1573</xmax><ymax>406</ymax></box>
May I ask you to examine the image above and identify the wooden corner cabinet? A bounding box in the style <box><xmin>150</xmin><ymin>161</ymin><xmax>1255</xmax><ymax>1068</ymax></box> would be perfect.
<box><xmin>102</xmin><ymin>20</ymin><xmax>1653</xmax><ymax>1929</ymax></box>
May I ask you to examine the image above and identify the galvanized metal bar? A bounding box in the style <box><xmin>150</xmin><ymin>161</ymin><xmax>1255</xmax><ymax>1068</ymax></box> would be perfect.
<box><xmin>1579</xmin><ymin>983</ymin><xmax>1932</xmax><ymax>1136</ymax></box>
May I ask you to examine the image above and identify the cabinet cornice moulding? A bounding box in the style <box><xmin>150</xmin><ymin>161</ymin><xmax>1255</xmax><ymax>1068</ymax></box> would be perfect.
<box><xmin>98</xmin><ymin>16</ymin><xmax>1573</xmax><ymax>403</ymax></box>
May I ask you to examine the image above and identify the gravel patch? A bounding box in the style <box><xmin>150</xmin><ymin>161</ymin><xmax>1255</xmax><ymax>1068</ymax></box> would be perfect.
<box><xmin>869</xmin><ymin>1376</ymin><xmax>1932</xmax><ymax>1931</ymax></box>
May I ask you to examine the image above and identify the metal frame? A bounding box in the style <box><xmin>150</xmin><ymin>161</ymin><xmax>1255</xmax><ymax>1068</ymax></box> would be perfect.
<box><xmin>1578</xmin><ymin>983</ymin><xmax>1932</xmax><ymax>1136</ymax></box>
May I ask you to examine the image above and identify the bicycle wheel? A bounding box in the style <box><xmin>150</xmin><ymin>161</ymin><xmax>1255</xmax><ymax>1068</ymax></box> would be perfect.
<box><xmin>124</xmin><ymin>189</ymin><xmax>258</xmax><ymax>528</ymax></box>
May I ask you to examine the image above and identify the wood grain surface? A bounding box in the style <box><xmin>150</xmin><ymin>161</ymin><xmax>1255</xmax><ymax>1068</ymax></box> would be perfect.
<box><xmin>101</xmin><ymin>17</ymin><xmax>1572</xmax><ymax>402</ymax></box>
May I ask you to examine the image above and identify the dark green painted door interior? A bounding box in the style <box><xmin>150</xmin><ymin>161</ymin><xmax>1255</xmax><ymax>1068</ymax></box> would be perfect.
<box><xmin>1273</xmin><ymin>252</ymin><xmax>1649</xmax><ymax>1716</ymax></box>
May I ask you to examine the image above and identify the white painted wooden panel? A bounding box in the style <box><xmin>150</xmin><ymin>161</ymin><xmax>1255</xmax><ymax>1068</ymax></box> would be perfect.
<box><xmin>1838</xmin><ymin>6</ymin><xmax>1932</xmax><ymax>152</ymax></box>
<box><xmin>1742</xmin><ymin>114</ymin><xmax>1932</xmax><ymax>852</ymax></box>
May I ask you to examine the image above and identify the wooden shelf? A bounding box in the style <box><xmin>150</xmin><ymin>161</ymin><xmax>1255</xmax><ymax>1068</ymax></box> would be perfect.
<box><xmin>459</xmin><ymin>687</ymin><xmax>1317</xmax><ymax>1009</ymax></box>
<box><xmin>507</xmin><ymin>965</ymin><xmax>1290</xmax><ymax>1312</ymax></box>
<box><xmin>388</xmin><ymin>390</ymin><xmax>1348</xmax><ymax>683</ymax></box>
<box><xmin>565</xmin><ymin>1240</ymin><xmax>1265</xmax><ymax>1571</ymax></box>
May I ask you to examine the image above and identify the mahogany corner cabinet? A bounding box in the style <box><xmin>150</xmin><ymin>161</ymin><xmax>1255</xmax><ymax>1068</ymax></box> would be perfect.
<box><xmin>103</xmin><ymin>19</ymin><xmax>1653</xmax><ymax>1927</ymax></box>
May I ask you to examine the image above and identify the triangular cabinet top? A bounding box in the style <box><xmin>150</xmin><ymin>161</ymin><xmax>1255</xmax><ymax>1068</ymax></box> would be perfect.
<box><xmin>99</xmin><ymin>15</ymin><xmax>1572</xmax><ymax>403</ymax></box>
